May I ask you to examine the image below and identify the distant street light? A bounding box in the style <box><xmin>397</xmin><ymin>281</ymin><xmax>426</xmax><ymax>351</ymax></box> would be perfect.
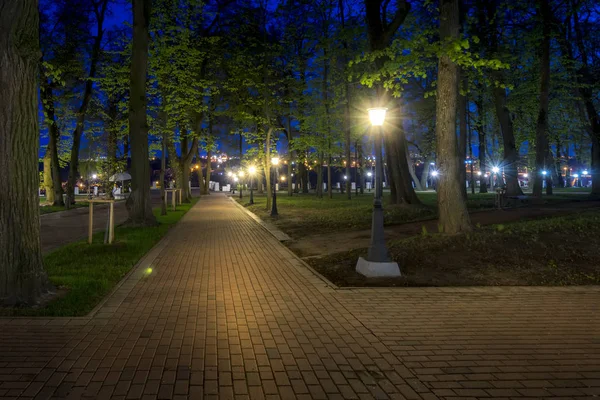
<box><xmin>271</xmin><ymin>157</ymin><xmax>279</xmax><ymax>216</ymax></box>
<box><xmin>248</xmin><ymin>166</ymin><xmax>256</xmax><ymax>205</ymax></box>
<box><xmin>356</xmin><ymin>107</ymin><xmax>400</xmax><ymax>278</ymax></box>
<box><xmin>431</xmin><ymin>170</ymin><xmax>439</xmax><ymax>177</ymax></box>
<box><xmin>542</xmin><ymin>170</ymin><xmax>548</xmax><ymax>175</ymax></box>
<box><xmin>92</xmin><ymin>174</ymin><xmax>97</xmax><ymax>179</ymax></box>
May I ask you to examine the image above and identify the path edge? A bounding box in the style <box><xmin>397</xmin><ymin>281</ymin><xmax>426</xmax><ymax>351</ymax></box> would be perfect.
<box><xmin>230</xmin><ymin>197</ymin><xmax>340</xmax><ymax>290</ymax></box>
<box><xmin>87</xmin><ymin>199</ymin><xmax>200</xmax><ymax>319</ymax></box>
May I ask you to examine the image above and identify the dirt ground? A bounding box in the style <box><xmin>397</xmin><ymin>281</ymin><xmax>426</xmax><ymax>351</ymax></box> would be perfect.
<box><xmin>288</xmin><ymin>200</ymin><xmax>600</xmax><ymax>259</ymax></box>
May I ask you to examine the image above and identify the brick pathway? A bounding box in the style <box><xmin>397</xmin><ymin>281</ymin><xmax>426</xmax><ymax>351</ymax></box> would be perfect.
<box><xmin>2</xmin><ymin>194</ymin><xmax>599</xmax><ymax>399</ymax></box>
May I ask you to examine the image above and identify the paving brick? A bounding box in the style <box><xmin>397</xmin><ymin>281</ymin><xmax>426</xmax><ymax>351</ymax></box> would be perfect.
<box><xmin>0</xmin><ymin>195</ymin><xmax>598</xmax><ymax>400</ymax></box>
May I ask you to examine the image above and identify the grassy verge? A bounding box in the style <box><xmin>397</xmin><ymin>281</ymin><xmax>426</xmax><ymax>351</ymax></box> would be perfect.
<box><xmin>237</xmin><ymin>190</ymin><xmax>590</xmax><ymax>239</ymax></box>
<box><xmin>307</xmin><ymin>211</ymin><xmax>600</xmax><ymax>287</ymax></box>
<box><xmin>39</xmin><ymin>202</ymin><xmax>88</xmax><ymax>214</ymax></box>
<box><xmin>2</xmin><ymin>199</ymin><xmax>197</xmax><ymax>317</ymax></box>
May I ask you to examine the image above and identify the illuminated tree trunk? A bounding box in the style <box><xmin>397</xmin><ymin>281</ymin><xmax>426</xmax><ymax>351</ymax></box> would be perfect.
<box><xmin>0</xmin><ymin>0</ymin><xmax>50</xmax><ymax>305</ymax></box>
<box><xmin>435</xmin><ymin>0</ymin><xmax>471</xmax><ymax>234</ymax></box>
<box><xmin>126</xmin><ymin>0</ymin><xmax>156</xmax><ymax>226</ymax></box>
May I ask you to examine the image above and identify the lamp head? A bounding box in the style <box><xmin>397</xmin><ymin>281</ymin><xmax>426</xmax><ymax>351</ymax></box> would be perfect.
<box><xmin>271</xmin><ymin>157</ymin><xmax>279</xmax><ymax>165</ymax></box>
<box><xmin>492</xmin><ymin>166</ymin><xmax>500</xmax><ymax>173</ymax></box>
<box><xmin>368</xmin><ymin>107</ymin><xmax>387</xmax><ymax>126</ymax></box>
<box><xmin>249</xmin><ymin>166</ymin><xmax>256</xmax><ymax>174</ymax></box>
<box><xmin>431</xmin><ymin>170</ymin><xmax>438</xmax><ymax>177</ymax></box>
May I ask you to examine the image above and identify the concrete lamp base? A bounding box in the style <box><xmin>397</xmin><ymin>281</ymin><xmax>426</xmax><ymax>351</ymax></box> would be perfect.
<box><xmin>356</xmin><ymin>257</ymin><xmax>401</xmax><ymax>277</ymax></box>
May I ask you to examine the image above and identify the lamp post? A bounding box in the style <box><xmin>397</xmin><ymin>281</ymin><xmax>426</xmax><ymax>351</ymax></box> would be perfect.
<box><xmin>271</xmin><ymin>157</ymin><xmax>279</xmax><ymax>216</ymax></box>
<box><xmin>356</xmin><ymin>108</ymin><xmax>400</xmax><ymax>277</ymax></box>
<box><xmin>249</xmin><ymin>166</ymin><xmax>256</xmax><ymax>204</ymax></box>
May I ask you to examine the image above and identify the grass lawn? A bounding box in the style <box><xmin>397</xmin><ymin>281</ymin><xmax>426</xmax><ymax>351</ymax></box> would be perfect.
<box><xmin>39</xmin><ymin>196</ymin><xmax>91</xmax><ymax>214</ymax></box>
<box><xmin>1</xmin><ymin>199</ymin><xmax>197</xmax><ymax>317</ymax></box>
<box><xmin>237</xmin><ymin>190</ymin><xmax>590</xmax><ymax>239</ymax></box>
<box><xmin>307</xmin><ymin>210</ymin><xmax>600</xmax><ymax>287</ymax></box>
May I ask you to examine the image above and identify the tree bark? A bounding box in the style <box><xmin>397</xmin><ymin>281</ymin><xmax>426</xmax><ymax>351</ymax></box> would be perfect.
<box><xmin>327</xmin><ymin>155</ymin><xmax>332</xmax><ymax>199</ymax></box>
<box><xmin>65</xmin><ymin>0</ymin><xmax>108</xmax><ymax>207</ymax></box>
<box><xmin>475</xmin><ymin>96</ymin><xmax>488</xmax><ymax>193</ymax></box>
<box><xmin>435</xmin><ymin>0</ymin><xmax>471</xmax><ymax>234</ymax></box>
<box><xmin>160</xmin><ymin>134</ymin><xmax>167</xmax><ymax>215</ymax></box>
<box><xmin>0</xmin><ymin>0</ymin><xmax>50</xmax><ymax>305</ymax></box>
<box><xmin>458</xmin><ymin>71</ymin><xmax>468</xmax><ymax>199</ymax></box>
<box><xmin>42</xmin><ymin>150</ymin><xmax>54</xmax><ymax>203</ymax></box>
<box><xmin>532</xmin><ymin>0</ymin><xmax>552</xmax><ymax>198</ymax></box>
<box><xmin>39</xmin><ymin>75</ymin><xmax>64</xmax><ymax>206</ymax></box>
<box><xmin>364</xmin><ymin>0</ymin><xmax>419</xmax><ymax>205</ymax></box>
<box><xmin>126</xmin><ymin>0</ymin><xmax>156</xmax><ymax>226</ymax></box>
<box><xmin>176</xmin><ymin>132</ymin><xmax>198</xmax><ymax>203</ymax></box>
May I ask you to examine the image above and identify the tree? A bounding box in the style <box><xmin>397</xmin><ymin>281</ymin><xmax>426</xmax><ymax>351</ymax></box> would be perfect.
<box><xmin>126</xmin><ymin>0</ymin><xmax>157</xmax><ymax>226</ymax></box>
<box><xmin>435</xmin><ymin>0</ymin><xmax>471</xmax><ymax>234</ymax></box>
<box><xmin>65</xmin><ymin>0</ymin><xmax>109</xmax><ymax>207</ymax></box>
<box><xmin>0</xmin><ymin>0</ymin><xmax>50</xmax><ymax>305</ymax></box>
<box><xmin>364</xmin><ymin>0</ymin><xmax>421</xmax><ymax>205</ymax></box>
<box><xmin>532</xmin><ymin>0</ymin><xmax>552</xmax><ymax>197</ymax></box>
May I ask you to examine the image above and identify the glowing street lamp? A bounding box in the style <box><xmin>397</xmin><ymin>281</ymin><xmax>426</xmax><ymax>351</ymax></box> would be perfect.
<box><xmin>583</xmin><ymin>170</ymin><xmax>588</xmax><ymax>175</ymax></box>
<box><xmin>431</xmin><ymin>170</ymin><xmax>439</xmax><ymax>177</ymax></box>
<box><xmin>356</xmin><ymin>107</ymin><xmax>400</xmax><ymax>278</ymax></box>
<box><xmin>271</xmin><ymin>157</ymin><xmax>280</xmax><ymax>216</ymax></box>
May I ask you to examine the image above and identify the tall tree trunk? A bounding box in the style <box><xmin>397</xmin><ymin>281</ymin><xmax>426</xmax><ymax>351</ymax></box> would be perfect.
<box><xmin>204</xmin><ymin>148</ymin><xmax>211</xmax><ymax>195</ymax></box>
<box><xmin>420</xmin><ymin>158</ymin><xmax>431</xmax><ymax>189</ymax></box>
<box><xmin>533</xmin><ymin>0</ymin><xmax>552</xmax><ymax>198</ymax></box>
<box><xmin>316</xmin><ymin>154</ymin><xmax>323</xmax><ymax>198</ymax></box>
<box><xmin>475</xmin><ymin>97</ymin><xmax>488</xmax><ymax>193</ymax></box>
<box><xmin>160</xmin><ymin>134</ymin><xmax>167</xmax><ymax>215</ymax></box>
<box><xmin>365</xmin><ymin>0</ymin><xmax>418</xmax><ymax>205</ymax></box>
<box><xmin>435</xmin><ymin>0</ymin><xmax>471</xmax><ymax>234</ymax></box>
<box><xmin>458</xmin><ymin>71</ymin><xmax>468</xmax><ymax>200</ymax></box>
<box><xmin>126</xmin><ymin>0</ymin><xmax>156</xmax><ymax>226</ymax></box>
<box><xmin>568</xmin><ymin>1</ymin><xmax>600</xmax><ymax>196</ymax></box>
<box><xmin>176</xmin><ymin>133</ymin><xmax>198</xmax><ymax>203</ymax></box>
<box><xmin>467</xmin><ymin>102</ymin><xmax>475</xmax><ymax>194</ymax></box>
<box><xmin>0</xmin><ymin>0</ymin><xmax>50</xmax><ymax>305</ymax></box>
<box><xmin>286</xmin><ymin>114</ymin><xmax>294</xmax><ymax>196</ymax></box>
<box><xmin>264</xmin><ymin>127</ymin><xmax>272</xmax><ymax>210</ymax></box>
<box><xmin>327</xmin><ymin>155</ymin><xmax>332</xmax><ymax>199</ymax></box>
<box><xmin>42</xmin><ymin>150</ymin><xmax>54</xmax><ymax>203</ymax></box>
<box><xmin>39</xmin><ymin>75</ymin><xmax>64</xmax><ymax>206</ymax></box>
<box><xmin>406</xmin><ymin>143</ymin><xmax>423</xmax><ymax>191</ymax></box>
<box><xmin>481</xmin><ymin>0</ymin><xmax>522</xmax><ymax>196</ymax></box>
<box><xmin>358</xmin><ymin>141</ymin><xmax>365</xmax><ymax>194</ymax></box>
<box><xmin>65</xmin><ymin>0</ymin><xmax>108</xmax><ymax>207</ymax></box>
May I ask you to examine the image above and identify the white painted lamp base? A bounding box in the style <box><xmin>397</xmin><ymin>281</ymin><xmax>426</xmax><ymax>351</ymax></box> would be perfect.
<box><xmin>356</xmin><ymin>257</ymin><xmax>401</xmax><ymax>277</ymax></box>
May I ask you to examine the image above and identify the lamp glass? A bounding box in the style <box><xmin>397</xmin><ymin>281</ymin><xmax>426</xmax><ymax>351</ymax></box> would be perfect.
<box><xmin>249</xmin><ymin>166</ymin><xmax>256</xmax><ymax>174</ymax></box>
<box><xmin>492</xmin><ymin>167</ymin><xmax>500</xmax><ymax>173</ymax></box>
<box><xmin>271</xmin><ymin>157</ymin><xmax>279</xmax><ymax>165</ymax></box>
<box><xmin>368</xmin><ymin>108</ymin><xmax>387</xmax><ymax>126</ymax></box>
<box><xmin>583</xmin><ymin>170</ymin><xmax>588</xmax><ymax>175</ymax></box>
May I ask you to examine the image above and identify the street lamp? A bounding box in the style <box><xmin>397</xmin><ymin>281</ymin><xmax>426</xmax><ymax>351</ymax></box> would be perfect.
<box><xmin>248</xmin><ymin>166</ymin><xmax>256</xmax><ymax>205</ymax></box>
<box><xmin>271</xmin><ymin>157</ymin><xmax>279</xmax><ymax>216</ymax></box>
<box><xmin>356</xmin><ymin>107</ymin><xmax>400</xmax><ymax>277</ymax></box>
<box><xmin>367</xmin><ymin>171</ymin><xmax>373</xmax><ymax>192</ymax></box>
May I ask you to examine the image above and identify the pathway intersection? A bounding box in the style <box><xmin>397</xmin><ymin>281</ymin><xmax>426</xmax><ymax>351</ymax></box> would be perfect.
<box><xmin>1</xmin><ymin>194</ymin><xmax>599</xmax><ymax>399</ymax></box>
